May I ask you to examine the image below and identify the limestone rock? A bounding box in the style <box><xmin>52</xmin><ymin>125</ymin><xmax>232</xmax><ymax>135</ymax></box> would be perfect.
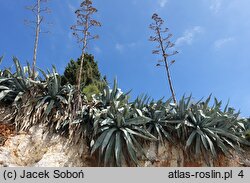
<box><xmin>0</xmin><ymin>125</ymin><xmax>92</xmax><ymax>167</ymax></box>
<box><xmin>0</xmin><ymin>125</ymin><xmax>248</xmax><ymax>167</ymax></box>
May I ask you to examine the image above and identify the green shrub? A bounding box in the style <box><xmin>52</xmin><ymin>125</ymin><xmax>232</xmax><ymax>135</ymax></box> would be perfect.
<box><xmin>82</xmin><ymin>83</ymin><xmax>100</xmax><ymax>101</ymax></box>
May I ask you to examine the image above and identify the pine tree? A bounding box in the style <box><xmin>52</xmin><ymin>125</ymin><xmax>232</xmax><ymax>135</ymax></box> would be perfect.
<box><xmin>61</xmin><ymin>53</ymin><xmax>101</xmax><ymax>87</ymax></box>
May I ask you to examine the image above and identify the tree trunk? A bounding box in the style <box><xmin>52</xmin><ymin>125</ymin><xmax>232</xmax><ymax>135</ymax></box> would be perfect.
<box><xmin>32</xmin><ymin>0</ymin><xmax>41</xmax><ymax>80</ymax></box>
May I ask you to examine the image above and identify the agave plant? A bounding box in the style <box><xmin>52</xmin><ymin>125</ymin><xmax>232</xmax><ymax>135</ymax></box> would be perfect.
<box><xmin>65</xmin><ymin>102</ymin><xmax>99</xmax><ymax>152</ymax></box>
<box><xmin>66</xmin><ymin>79</ymin><xmax>131</xmax><ymax>154</ymax></box>
<box><xmin>35</xmin><ymin>69</ymin><xmax>70</xmax><ymax>118</ymax></box>
<box><xmin>0</xmin><ymin>78</ymin><xmax>15</xmax><ymax>103</ymax></box>
<box><xmin>245</xmin><ymin>119</ymin><xmax>250</xmax><ymax>130</ymax></box>
<box><xmin>0</xmin><ymin>56</ymin><xmax>10</xmax><ymax>78</ymax></box>
<box><xmin>131</xmin><ymin>94</ymin><xmax>152</xmax><ymax>110</ymax></box>
<box><xmin>244</xmin><ymin>119</ymin><xmax>250</xmax><ymax>141</ymax></box>
<box><xmin>13</xmin><ymin>65</ymin><xmax>74</xmax><ymax>132</ymax></box>
<box><xmin>65</xmin><ymin>80</ymin><xmax>119</xmax><ymax>144</ymax></box>
<box><xmin>0</xmin><ymin>57</ymin><xmax>42</xmax><ymax>104</ymax></box>
<box><xmin>182</xmin><ymin>97</ymin><xmax>250</xmax><ymax>158</ymax></box>
<box><xmin>94</xmin><ymin>79</ymin><xmax>130</xmax><ymax>108</ymax></box>
<box><xmin>91</xmin><ymin>101</ymin><xmax>157</xmax><ymax>166</ymax></box>
<box><xmin>36</xmin><ymin>65</ymin><xmax>60</xmax><ymax>82</ymax></box>
<box><xmin>172</xmin><ymin>95</ymin><xmax>193</xmax><ymax>143</ymax></box>
<box><xmin>138</xmin><ymin>97</ymin><xmax>177</xmax><ymax>143</ymax></box>
<box><xmin>198</xmin><ymin>96</ymin><xmax>245</xmax><ymax>136</ymax></box>
<box><xmin>0</xmin><ymin>56</ymin><xmax>3</xmax><ymax>77</ymax></box>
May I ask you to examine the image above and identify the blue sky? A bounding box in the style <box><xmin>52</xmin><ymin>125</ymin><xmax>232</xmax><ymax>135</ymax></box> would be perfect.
<box><xmin>0</xmin><ymin>0</ymin><xmax>250</xmax><ymax>116</ymax></box>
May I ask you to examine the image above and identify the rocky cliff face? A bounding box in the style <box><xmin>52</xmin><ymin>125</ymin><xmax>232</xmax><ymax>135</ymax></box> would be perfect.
<box><xmin>0</xmin><ymin>125</ymin><xmax>249</xmax><ymax>167</ymax></box>
<box><xmin>144</xmin><ymin>142</ymin><xmax>242</xmax><ymax>167</ymax></box>
<box><xmin>0</xmin><ymin>125</ymin><xmax>93</xmax><ymax>167</ymax></box>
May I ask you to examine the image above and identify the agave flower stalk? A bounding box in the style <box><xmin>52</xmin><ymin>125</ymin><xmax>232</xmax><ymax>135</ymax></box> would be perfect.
<box><xmin>25</xmin><ymin>0</ymin><xmax>51</xmax><ymax>79</ymax></box>
<box><xmin>71</xmin><ymin>0</ymin><xmax>101</xmax><ymax>109</ymax></box>
<box><xmin>149</xmin><ymin>13</ymin><xmax>177</xmax><ymax>104</ymax></box>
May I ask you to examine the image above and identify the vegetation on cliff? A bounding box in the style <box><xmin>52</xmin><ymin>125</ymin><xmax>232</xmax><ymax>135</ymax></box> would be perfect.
<box><xmin>0</xmin><ymin>0</ymin><xmax>250</xmax><ymax>167</ymax></box>
<box><xmin>0</xmin><ymin>58</ymin><xmax>249</xmax><ymax>166</ymax></box>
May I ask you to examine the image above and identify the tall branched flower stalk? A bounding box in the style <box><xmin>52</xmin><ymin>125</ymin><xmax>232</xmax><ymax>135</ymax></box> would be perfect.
<box><xmin>71</xmin><ymin>0</ymin><xmax>101</xmax><ymax>109</ymax></box>
<box><xmin>149</xmin><ymin>13</ymin><xmax>178</xmax><ymax>104</ymax></box>
<box><xmin>25</xmin><ymin>0</ymin><xmax>51</xmax><ymax>79</ymax></box>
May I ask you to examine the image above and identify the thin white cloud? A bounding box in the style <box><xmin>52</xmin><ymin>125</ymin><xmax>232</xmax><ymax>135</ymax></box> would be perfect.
<box><xmin>158</xmin><ymin>0</ymin><xmax>168</xmax><ymax>8</ymax></box>
<box><xmin>214</xmin><ymin>37</ymin><xmax>234</xmax><ymax>49</ymax></box>
<box><xmin>175</xmin><ymin>26</ymin><xmax>203</xmax><ymax>47</ymax></box>
<box><xmin>128</xmin><ymin>42</ymin><xmax>137</xmax><ymax>48</ymax></box>
<box><xmin>132</xmin><ymin>0</ymin><xmax>137</xmax><ymax>5</ymax></box>
<box><xmin>68</xmin><ymin>31</ymin><xmax>74</xmax><ymax>42</ymax></box>
<box><xmin>67</xmin><ymin>2</ymin><xmax>76</xmax><ymax>12</ymax></box>
<box><xmin>115</xmin><ymin>42</ymin><xmax>138</xmax><ymax>53</ymax></box>
<box><xmin>209</xmin><ymin>0</ymin><xmax>223</xmax><ymax>14</ymax></box>
<box><xmin>115</xmin><ymin>43</ymin><xmax>124</xmax><ymax>52</ymax></box>
<box><xmin>67</xmin><ymin>0</ymin><xmax>82</xmax><ymax>12</ymax></box>
<box><xmin>94</xmin><ymin>46</ymin><xmax>101</xmax><ymax>53</ymax></box>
